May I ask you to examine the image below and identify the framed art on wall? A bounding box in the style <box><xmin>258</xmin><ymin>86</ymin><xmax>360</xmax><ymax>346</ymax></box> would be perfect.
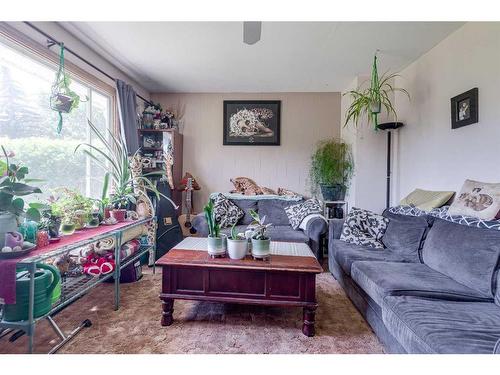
<box><xmin>451</xmin><ymin>88</ymin><xmax>478</xmax><ymax>129</ymax></box>
<box><xmin>223</xmin><ymin>100</ymin><xmax>281</xmax><ymax>145</ymax></box>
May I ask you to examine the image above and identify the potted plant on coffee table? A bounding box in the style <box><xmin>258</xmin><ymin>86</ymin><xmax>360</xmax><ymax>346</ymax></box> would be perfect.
<box><xmin>227</xmin><ymin>223</ymin><xmax>248</xmax><ymax>260</ymax></box>
<box><xmin>203</xmin><ymin>200</ymin><xmax>226</xmax><ymax>257</ymax></box>
<box><xmin>310</xmin><ymin>138</ymin><xmax>354</xmax><ymax>201</ymax></box>
<box><xmin>248</xmin><ymin>210</ymin><xmax>272</xmax><ymax>260</ymax></box>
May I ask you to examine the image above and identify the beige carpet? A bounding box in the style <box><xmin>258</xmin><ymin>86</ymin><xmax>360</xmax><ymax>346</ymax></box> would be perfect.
<box><xmin>0</xmin><ymin>268</ymin><xmax>384</xmax><ymax>354</ymax></box>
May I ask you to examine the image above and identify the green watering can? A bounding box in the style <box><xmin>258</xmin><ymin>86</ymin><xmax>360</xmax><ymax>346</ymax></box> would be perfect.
<box><xmin>3</xmin><ymin>263</ymin><xmax>61</xmax><ymax>322</ymax></box>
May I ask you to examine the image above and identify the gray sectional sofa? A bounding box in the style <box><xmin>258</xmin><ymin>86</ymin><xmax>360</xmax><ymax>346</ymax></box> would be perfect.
<box><xmin>192</xmin><ymin>195</ymin><xmax>328</xmax><ymax>259</ymax></box>
<box><xmin>328</xmin><ymin>209</ymin><xmax>500</xmax><ymax>354</ymax></box>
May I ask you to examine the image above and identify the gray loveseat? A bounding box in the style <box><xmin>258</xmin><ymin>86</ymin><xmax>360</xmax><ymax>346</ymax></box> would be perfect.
<box><xmin>192</xmin><ymin>195</ymin><xmax>328</xmax><ymax>259</ymax></box>
<box><xmin>328</xmin><ymin>209</ymin><xmax>500</xmax><ymax>354</ymax></box>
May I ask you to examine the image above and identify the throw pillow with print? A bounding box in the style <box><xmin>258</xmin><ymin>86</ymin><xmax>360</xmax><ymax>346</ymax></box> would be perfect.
<box><xmin>448</xmin><ymin>179</ymin><xmax>500</xmax><ymax>220</ymax></box>
<box><xmin>340</xmin><ymin>207</ymin><xmax>389</xmax><ymax>249</ymax></box>
<box><xmin>285</xmin><ymin>198</ymin><xmax>323</xmax><ymax>229</ymax></box>
<box><xmin>212</xmin><ymin>193</ymin><xmax>244</xmax><ymax>228</ymax></box>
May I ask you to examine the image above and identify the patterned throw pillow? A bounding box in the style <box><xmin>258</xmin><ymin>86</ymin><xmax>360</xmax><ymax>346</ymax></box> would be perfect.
<box><xmin>429</xmin><ymin>205</ymin><xmax>500</xmax><ymax>231</ymax></box>
<box><xmin>448</xmin><ymin>179</ymin><xmax>500</xmax><ymax>220</ymax></box>
<box><xmin>284</xmin><ymin>198</ymin><xmax>323</xmax><ymax>229</ymax></box>
<box><xmin>212</xmin><ymin>193</ymin><xmax>244</xmax><ymax>228</ymax></box>
<box><xmin>340</xmin><ymin>207</ymin><xmax>389</xmax><ymax>249</ymax></box>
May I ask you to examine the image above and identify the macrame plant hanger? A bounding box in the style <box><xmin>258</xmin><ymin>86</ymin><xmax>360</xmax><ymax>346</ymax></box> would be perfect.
<box><xmin>50</xmin><ymin>43</ymin><xmax>81</xmax><ymax>134</ymax></box>
<box><xmin>370</xmin><ymin>50</ymin><xmax>382</xmax><ymax>130</ymax></box>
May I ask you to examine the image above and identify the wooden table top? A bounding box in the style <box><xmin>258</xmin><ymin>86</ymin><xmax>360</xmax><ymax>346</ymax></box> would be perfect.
<box><xmin>156</xmin><ymin>248</ymin><xmax>322</xmax><ymax>273</ymax></box>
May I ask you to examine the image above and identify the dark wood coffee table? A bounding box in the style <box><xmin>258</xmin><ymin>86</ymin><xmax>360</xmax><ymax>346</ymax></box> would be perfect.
<box><xmin>156</xmin><ymin>239</ymin><xmax>323</xmax><ymax>336</ymax></box>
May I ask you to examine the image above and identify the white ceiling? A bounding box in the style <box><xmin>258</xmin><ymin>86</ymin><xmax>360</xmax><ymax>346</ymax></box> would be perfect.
<box><xmin>59</xmin><ymin>22</ymin><xmax>463</xmax><ymax>93</ymax></box>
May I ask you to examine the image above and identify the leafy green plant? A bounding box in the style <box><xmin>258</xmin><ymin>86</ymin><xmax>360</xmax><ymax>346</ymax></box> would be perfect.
<box><xmin>230</xmin><ymin>223</ymin><xmax>245</xmax><ymax>240</ymax></box>
<box><xmin>344</xmin><ymin>54</ymin><xmax>409</xmax><ymax>129</ymax></box>
<box><xmin>0</xmin><ymin>146</ymin><xmax>44</xmax><ymax>221</ymax></box>
<box><xmin>203</xmin><ymin>200</ymin><xmax>220</xmax><ymax>238</ymax></box>
<box><xmin>310</xmin><ymin>138</ymin><xmax>354</xmax><ymax>193</ymax></box>
<box><xmin>75</xmin><ymin>120</ymin><xmax>177</xmax><ymax>210</ymax></box>
<box><xmin>49</xmin><ymin>188</ymin><xmax>93</xmax><ymax>224</ymax></box>
<box><xmin>248</xmin><ymin>209</ymin><xmax>272</xmax><ymax>240</ymax></box>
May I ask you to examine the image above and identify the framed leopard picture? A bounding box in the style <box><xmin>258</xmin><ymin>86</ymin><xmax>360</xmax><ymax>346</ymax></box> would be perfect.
<box><xmin>223</xmin><ymin>100</ymin><xmax>281</xmax><ymax>145</ymax></box>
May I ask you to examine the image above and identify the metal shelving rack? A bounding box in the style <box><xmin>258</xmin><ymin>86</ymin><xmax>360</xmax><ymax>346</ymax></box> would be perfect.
<box><xmin>0</xmin><ymin>217</ymin><xmax>156</xmax><ymax>354</ymax></box>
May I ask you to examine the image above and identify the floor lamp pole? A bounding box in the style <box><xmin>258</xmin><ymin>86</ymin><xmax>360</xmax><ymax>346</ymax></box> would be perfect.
<box><xmin>386</xmin><ymin>131</ymin><xmax>391</xmax><ymax>209</ymax></box>
<box><xmin>377</xmin><ymin>122</ymin><xmax>404</xmax><ymax>209</ymax></box>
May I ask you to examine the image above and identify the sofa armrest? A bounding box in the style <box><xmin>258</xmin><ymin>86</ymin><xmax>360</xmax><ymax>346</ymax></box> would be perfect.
<box><xmin>329</xmin><ymin>218</ymin><xmax>345</xmax><ymax>242</ymax></box>
<box><xmin>304</xmin><ymin>217</ymin><xmax>328</xmax><ymax>241</ymax></box>
<box><xmin>494</xmin><ymin>338</ymin><xmax>500</xmax><ymax>354</ymax></box>
<box><xmin>191</xmin><ymin>213</ymin><xmax>209</xmax><ymax>236</ymax></box>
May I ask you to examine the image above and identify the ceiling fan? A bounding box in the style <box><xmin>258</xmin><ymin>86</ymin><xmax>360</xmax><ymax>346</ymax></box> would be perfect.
<box><xmin>243</xmin><ymin>22</ymin><xmax>262</xmax><ymax>45</ymax></box>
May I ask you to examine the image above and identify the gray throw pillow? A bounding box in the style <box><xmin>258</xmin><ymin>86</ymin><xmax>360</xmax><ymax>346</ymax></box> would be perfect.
<box><xmin>284</xmin><ymin>198</ymin><xmax>322</xmax><ymax>229</ymax></box>
<box><xmin>340</xmin><ymin>207</ymin><xmax>389</xmax><ymax>249</ymax></box>
<box><xmin>212</xmin><ymin>193</ymin><xmax>244</xmax><ymax>228</ymax></box>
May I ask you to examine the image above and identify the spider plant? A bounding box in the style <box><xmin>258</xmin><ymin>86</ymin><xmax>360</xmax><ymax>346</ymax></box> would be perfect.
<box><xmin>75</xmin><ymin>120</ymin><xmax>178</xmax><ymax>210</ymax></box>
<box><xmin>344</xmin><ymin>54</ymin><xmax>410</xmax><ymax>130</ymax></box>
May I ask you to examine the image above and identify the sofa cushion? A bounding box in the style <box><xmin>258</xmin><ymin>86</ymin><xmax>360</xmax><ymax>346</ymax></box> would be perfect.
<box><xmin>340</xmin><ymin>207</ymin><xmax>389</xmax><ymax>249</ymax></box>
<box><xmin>231</xmin><ymin>199</ymin><xmax>258</xmax><ymax>225</ymax></box>
<box><xmin>212</xmin><ymin>193</ymin><xmax>244</xmax><ymax>228</ymax></box>
<box><xmin>257</xmin><ymin>199</ymin><xmax>302</xmax><ymax>226</ymax></box>
<box><xmin>429</xmin><ymin>205</ymin><xmax>500</xmax><ymax>231</ymax></box>
<box><xmin>400</xmin><ymin>188</ymin><xmax>455</xmax><ymax>211</ymax></box>
<box><xmin>382</xmin><ymin>296</ymin><xmax>500</xmax><ymax>354</ymax></box>
<box><xmin>448</xmin><ymin>179</ymin><xmax>500</xmax><ymax>220</ymax></box>
<box><xmin>284</xmin><ymin>198</ymin><xmax>323</xmax><ymax>229</ymax></box>
<box><xmin>331</xmin><ymin>239</ymin><xmax>416</xmax><ymax>276</ymax></box>
<box><xmin>381</xmin><ymin>214</ymin><xmax>429</xmax><ymax>258</ymax></box>
<box><xmin>422</xmin><ymin>218</ymin><xmax>500</xmax><ymax>297</ymax></box>
<box><xmin>351</xmin><ymin>261</ymin><xmax>492</xmax><ymax>307</ymax></box>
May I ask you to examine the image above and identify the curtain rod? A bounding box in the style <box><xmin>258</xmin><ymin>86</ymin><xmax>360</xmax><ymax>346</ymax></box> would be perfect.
<box><xmin>23</xmin><ymin>21</ymin><xmax>152</xmax><ymax>105</ymax></box>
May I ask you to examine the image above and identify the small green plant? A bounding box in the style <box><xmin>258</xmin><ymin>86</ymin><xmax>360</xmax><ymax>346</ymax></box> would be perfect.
<box><xmin>0</xmin><ymin>146</ymin><xmax>44</xmax><ymax>222</ymax></box>
<box><xmin>230</xmin><ymin>223</ymin><xmax>245</xmax><ymax>240</ymax></box>
<box><xmin>310</xmin><ymin>139</ymin><xmax>354</xmax><ymax>195</ymax></box>
<box><xmin>203</xmin><ymin>200</ymin><xmax>220</xmax><ymax>238</ymax></box>
<box><xmin>50</xmin><ymin>188</ymin><xmax>93</xmax><ymax>224</ymax></box>
<box><xmin>344</xmin><ymin>54</ymin><xmax>409</xmax><ymax>129</ymax></box>
<box><xmin>248</xmin><ymin>209</ymin><xmax>272</xmax><ymax>240</ymax></box>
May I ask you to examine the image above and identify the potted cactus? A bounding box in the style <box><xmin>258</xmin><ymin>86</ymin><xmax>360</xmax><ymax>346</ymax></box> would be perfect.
<box><xmin>203</xmin><ymin>200</ymin><xmax>226</xmax><ymax>257</ymax></box>
<box><xmin>248</xmin><ymin>210</ymin><xmax>272</xmax><ymax>259</ymax></box>
<box><xmin>227</xmin><ymin>223</ymin><xmax>248</xmax><ymax>260</ymax></box>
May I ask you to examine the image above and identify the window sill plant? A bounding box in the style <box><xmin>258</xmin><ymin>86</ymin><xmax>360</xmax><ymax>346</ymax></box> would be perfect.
<box><xmin>49</xmin><ymin>188</ymin><xmax>93</xmax><ymax>235</ymax></box>
<box><xmin>0</xmin><ymin>146</ymin><xmax>43</xmax><ymax>246</ymax></box>
<box><xmin>204</xmin><ymin>200</ymin><xmax>226</xmax><ymax>256</ymax></box>
<box><xmin>248</xmin><ymin>210</ymin><xmax>272</xmax><ymax>259</ymax></box>
<box><xmin>227</xmin><ymin>223</ymin><xmax>247</xmax><ymax>260</ymax></box>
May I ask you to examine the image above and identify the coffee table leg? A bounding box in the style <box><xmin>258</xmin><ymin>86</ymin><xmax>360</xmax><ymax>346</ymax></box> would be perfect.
<box><xmin>161</xmin><ymin>298</ymin><xmax>174</xmax><ymax>326</ymax></box>
<box><xmin>302</xmin><ymin>305</ymin><xmax>317</xmax><ymax>337</ymax></box>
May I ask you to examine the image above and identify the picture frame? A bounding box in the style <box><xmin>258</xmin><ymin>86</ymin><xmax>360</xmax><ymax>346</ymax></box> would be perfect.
<box><xmin>223</xmin><ymin>100</ymin><xmax>281</xmax><ymax>145</ymax></box>
<box><xmin>450</xmin><ymin>88</ymin><xmax>478</xmax><ymax>129</ymax></box>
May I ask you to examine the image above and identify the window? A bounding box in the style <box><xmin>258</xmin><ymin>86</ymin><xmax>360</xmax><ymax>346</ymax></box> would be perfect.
<box><xmin>0</xmin><ymin>38</ymin><xmax>114</xmax><ymax>201</ymax></box>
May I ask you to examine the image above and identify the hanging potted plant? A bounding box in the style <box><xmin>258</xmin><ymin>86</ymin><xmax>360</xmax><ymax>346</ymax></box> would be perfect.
<box><xmin>50</xmin><ymin>43</ymin><xmax>86</xmax><ymax>134</ymax></box>
<box><xmin>310</xmin><ymin>139</ymin><xmax>354</xmax><ymax>201</ymax></box>
<box><xmin>344</xmin><ymin>52</ymin><xmax>409</xmax><ymax>129</ymax></box>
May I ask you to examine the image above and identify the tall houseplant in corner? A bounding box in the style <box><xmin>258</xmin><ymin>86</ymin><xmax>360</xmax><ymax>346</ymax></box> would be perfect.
<box><xmin>344</xmin><ymin>53</ymin><xmax>409</xmax><ymax>129</ymax></box>
<box><xmin>310</xmin><ymin>139</ymin><xmax>354</xmax><ymax>201</ymax></box>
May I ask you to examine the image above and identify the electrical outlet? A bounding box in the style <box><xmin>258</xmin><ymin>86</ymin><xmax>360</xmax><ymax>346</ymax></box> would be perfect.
<box><xmin>163</xmin><ymin>217</ymin><xmax>172</xmax><ymax>225</ymax></box>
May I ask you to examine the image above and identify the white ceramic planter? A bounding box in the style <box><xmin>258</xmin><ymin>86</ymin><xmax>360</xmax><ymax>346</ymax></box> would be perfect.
<box><xmin>251</xmin><ymin>238</ymin><xmax>271</xmax><ymax>259</ymax></box>
<box><xmin>0</xmin><ymin>212</ymin><xmax>18</xmax><ymax>247</ymax></box>
<box><xmin>207</xmin><ymin>234</ymin><xmax>227</xmax><ymax>257</ymax></box>
<box><xmin>227</xmin><ymin>239</ymin><xmax>248</xmax><ymax>260</ymax></box>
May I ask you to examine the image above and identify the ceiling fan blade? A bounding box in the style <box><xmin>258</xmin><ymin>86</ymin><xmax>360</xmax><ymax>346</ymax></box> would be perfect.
<box><xmin>243</xmin><ymin>22</ymin><xmax>261</xmax><ymax>45</ymax></box>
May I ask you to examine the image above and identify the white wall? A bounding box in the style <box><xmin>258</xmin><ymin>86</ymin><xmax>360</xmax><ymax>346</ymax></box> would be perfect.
<box><xmin>341</xmin><ymin>76</ymin><xmax>392</xmax><ymax>214</ymax></box>
<box><xmin>7</xmin><ymin>22</ymin><xmax>150</xmax><ymax>99</ymax></box>
<box><xmin>151</xmin><ymin>92</ymin><xmax>341</xmax><ymax>211</ymax></box>
<box><xmin>394</xmin><ymin>22</ymin><xmax>500</xmax><ymax>200</ymax></box>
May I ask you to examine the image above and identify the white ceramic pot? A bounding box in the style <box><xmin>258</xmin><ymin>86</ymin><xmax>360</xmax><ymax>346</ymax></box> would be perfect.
<box><xmin>207</xmin><ymin>234</ymin><xmax>227</xmax><ymax>257</ymax></box>
<box><xmin>227</xmin><ymin>239</ymin><xmax>248</xmax><ymax>260</ymax></box>
<box><xmin>0</xmin><ymin>212</ymin><xmax>18</xmax><ymax>247</ymax></box>
<box><xmin>251</xmin><ymin>238</ymin><xmax>271</xmax><ymax>259</ymax></box>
